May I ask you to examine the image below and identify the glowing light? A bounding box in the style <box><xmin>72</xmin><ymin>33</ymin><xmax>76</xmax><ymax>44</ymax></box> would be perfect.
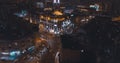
<box><xmin>58</xmin><ymin>0</ymin><xmax>60</xmax><ymax>3</ymax></box>
<box><xmin>53</xmin><ymin>0</ymin><xmax>60</xmax><ymax>3</ymax></box>
<box><xmin>53</xmin><ymin>10</ymin><xmax>63</xmax><ymax>15</ymax></box>
<box><xmin>10</xmin><ymin>51</ymin><xmax>21</xmax><ymax>57</ymax></box>
<box><xmin>53</xmin><ymin>0</ymin><xmax>56</xmax><ymax>3</ymax></box>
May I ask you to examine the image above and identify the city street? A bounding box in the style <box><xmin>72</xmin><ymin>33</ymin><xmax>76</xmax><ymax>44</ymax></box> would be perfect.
<box><xmin>0</xmin><ymin>0</ymin><xmax>120</xmax><ymax>63</ymax></box>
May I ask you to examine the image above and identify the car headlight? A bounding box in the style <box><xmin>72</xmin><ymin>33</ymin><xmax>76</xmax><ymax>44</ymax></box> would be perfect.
<box><xmin>10</xmin><ymin>51</ymin><xmax>21</xmax><ymax>57</ymax></box>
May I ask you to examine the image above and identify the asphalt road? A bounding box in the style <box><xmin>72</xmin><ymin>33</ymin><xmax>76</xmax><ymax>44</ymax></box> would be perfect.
<box><xmin>62</xmin><ymin>49</ymin><xmax>80</xmax><ymax>63</ymax></box>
